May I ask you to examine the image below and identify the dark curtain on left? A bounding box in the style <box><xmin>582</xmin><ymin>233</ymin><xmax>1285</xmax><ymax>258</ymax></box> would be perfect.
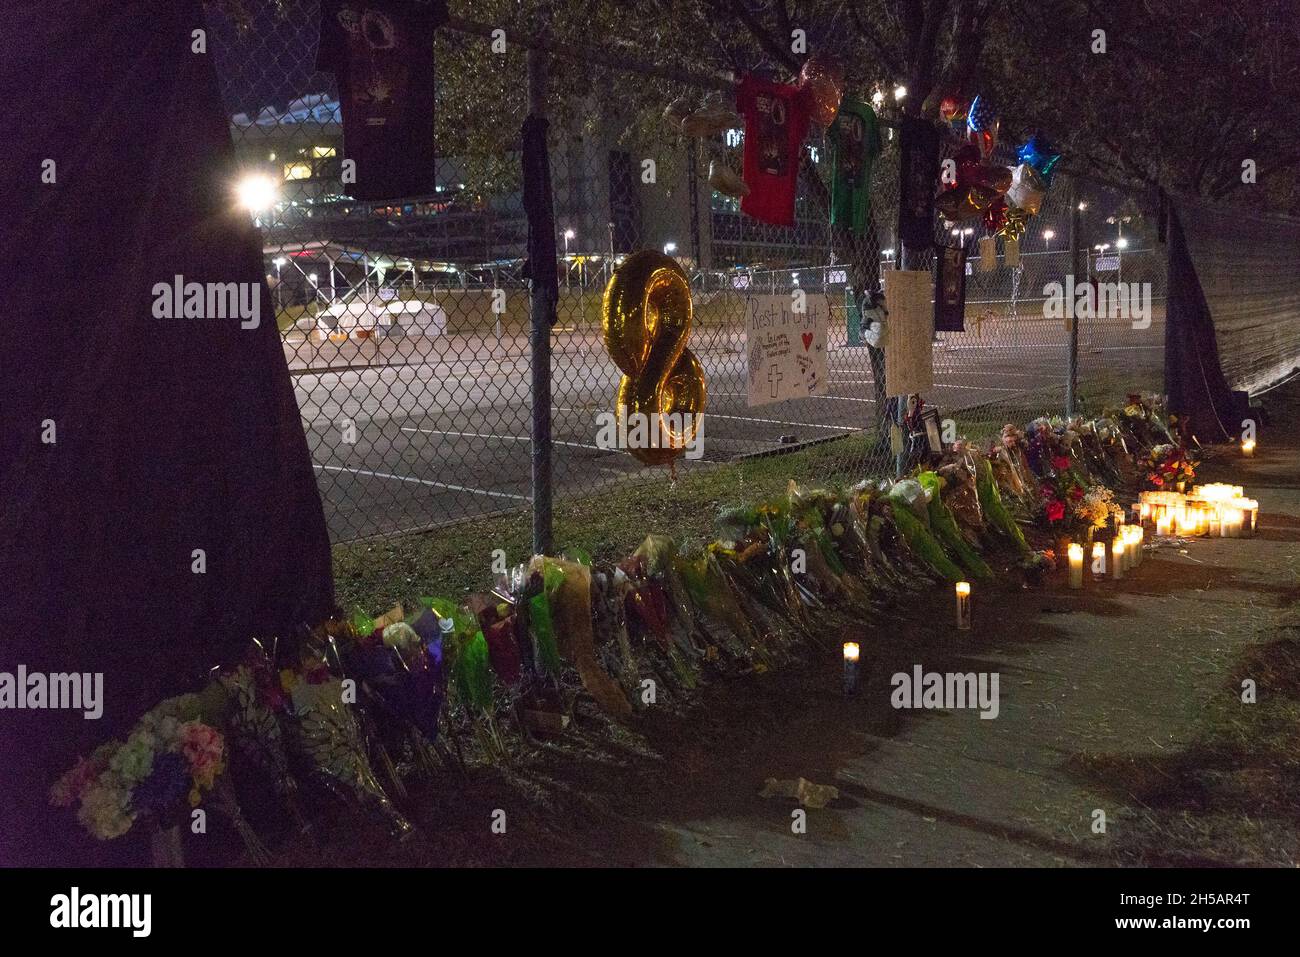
<box><xmin>0</xmin><ymin>0</ymin><xmax>335</xmax><ymax>864</ymax></box>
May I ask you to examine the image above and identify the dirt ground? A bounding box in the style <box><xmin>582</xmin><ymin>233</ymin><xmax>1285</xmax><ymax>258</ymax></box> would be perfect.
<box><xmin>201</xmin><ymin>382</ymin><xmax>1300</xmax><ymax>870</ymax></box>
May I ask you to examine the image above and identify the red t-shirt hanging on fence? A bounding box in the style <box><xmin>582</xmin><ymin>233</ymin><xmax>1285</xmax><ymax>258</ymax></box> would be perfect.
<box><xmin>737</xmin><ymin>75</ymin><xmax>811</xmax><ymax>227</ymax></box>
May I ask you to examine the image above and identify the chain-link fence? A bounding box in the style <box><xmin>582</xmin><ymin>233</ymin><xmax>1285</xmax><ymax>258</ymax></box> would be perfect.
<box><xmin>211</xmin><ymin>1</ymin><xmax>1169</xmax><ymax>545</ymax></box>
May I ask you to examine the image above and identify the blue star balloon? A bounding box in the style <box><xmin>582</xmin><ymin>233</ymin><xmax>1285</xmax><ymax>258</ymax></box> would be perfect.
<box><xmin>1016</xmin><ymin>134</ymin><xmax>1061</xmax><ymax>186</ymax></box>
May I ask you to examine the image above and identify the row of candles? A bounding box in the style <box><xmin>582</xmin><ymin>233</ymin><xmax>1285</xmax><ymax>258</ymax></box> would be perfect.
<box><xmin>842</xmin><ymin>480</ymin><xmax>1262</xmax><ymax>692</ymax></box>
<box><xmin>1137</xmin><ymin>485</ymin><xmax>1259</xmax><ymax>539</ymax></box>
<box><xmin>1065</xmin><ymin>526</ymin><xmax>1144</xmax><ymax>589</ymax></box>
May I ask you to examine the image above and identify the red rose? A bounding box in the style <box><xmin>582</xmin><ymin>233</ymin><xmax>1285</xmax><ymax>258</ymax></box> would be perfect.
<box><xmin>1052</xmin><ymin>455</ymin><xmax>1071</xmax><ymax>471</ymax></box>
<box><xmin>1069</xmin><ymin>486</ymin><xmax>1084</xmax><ymax>501</ymax></box>
<box><xmin>1046</xmin><ymin>500</ymin><xmax>1066</xmax><ymax>522</ymax></box>
<box><xmin>1151</xmin><ymin>476</ymin><xmax>1164</xmax><ymax>486</ymax></box>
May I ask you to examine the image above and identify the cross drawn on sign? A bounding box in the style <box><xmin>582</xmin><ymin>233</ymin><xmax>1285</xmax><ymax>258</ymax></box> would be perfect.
<box><xmin>767</xmin><ymin>364</ymin><xmax>783</xmax><ymax>398</ymax></box>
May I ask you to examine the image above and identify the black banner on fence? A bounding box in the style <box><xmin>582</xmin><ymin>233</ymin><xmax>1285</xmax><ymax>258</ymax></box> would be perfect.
<box><xmin>898</xmin><ymin>117</ymin><xmax>941</xmax><ymax>250</ymax></box>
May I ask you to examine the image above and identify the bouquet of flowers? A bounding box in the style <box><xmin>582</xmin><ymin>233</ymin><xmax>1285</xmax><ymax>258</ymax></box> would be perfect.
<box><xmin>1145</xmin><ymin>443</ymin><xmax>1197</xmax><ymax>491</ymax></box>
<box><xmin>1075</xmin><ymin>485</ymin><xmax>1122</xmax><ymax>536</ymax></box>
<box><xmin>50</xmin><ymin>695</ymin><xmax>225</xmax><ymax>841</ymax></box>
<box><xmin>219</xmin><ymin>645</ymin><xmax>304</xmax><ymax>816</ymax></box>
<box><xmin>991</xmin><ymin>424</ymin><xmax>1040</xmax><ymax>507</ymax></box>
<box><xmin>280</xmin><ymin>660</ymin><xmax>414</xmax><ymax>840</ymax></box>
<box><xmin>1109</xmin><ymin>393</ymin><xmax>1175</xmax><ymax>453</ymax></box>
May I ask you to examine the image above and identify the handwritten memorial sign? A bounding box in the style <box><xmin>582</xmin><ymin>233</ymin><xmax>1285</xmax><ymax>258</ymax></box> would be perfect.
<box><xmin>744</xmin><ymin>294</ymin><xmax>830</xmax><ymax>407</ymax></box>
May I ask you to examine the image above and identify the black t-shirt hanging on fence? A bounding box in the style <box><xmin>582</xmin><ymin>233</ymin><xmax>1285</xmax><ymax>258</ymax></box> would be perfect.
<box><xmin>317</xmin><ymin>0</ymin><xmax>448</xmax><ymax>201</ymax></box>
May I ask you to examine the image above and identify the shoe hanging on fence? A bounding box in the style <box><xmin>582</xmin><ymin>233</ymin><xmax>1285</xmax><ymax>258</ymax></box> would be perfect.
<box><xmin>708</xmin><ymin>160</ymin><xmax>749</xmax><ymax>198</ymax></box>
<box><xmin>682</xmin><ymin>100</ymin><xmax>741</xmax><ymax>138</ymax></box>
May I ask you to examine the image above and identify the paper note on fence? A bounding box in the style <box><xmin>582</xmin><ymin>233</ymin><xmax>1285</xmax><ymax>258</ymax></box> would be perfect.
<box><xmin>744</xmin><ymin>294</ymin><xmax>830</xmax><ymax>407</ymax></box>
<box><xmin>883</xmin><ymin>270</ymin><xmax>934</xmax><ymax>395</ymax></box>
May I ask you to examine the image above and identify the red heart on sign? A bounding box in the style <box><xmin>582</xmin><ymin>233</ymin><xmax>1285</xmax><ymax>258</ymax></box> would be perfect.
<box><xmin>802</xmin><ymin>332</ymin><xmax>814</xmax><ymax>350</ymax></box>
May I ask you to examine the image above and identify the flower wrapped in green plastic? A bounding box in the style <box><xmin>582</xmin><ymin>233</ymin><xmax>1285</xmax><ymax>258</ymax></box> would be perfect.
<box><xmin>976</xmin><ymin>456</ymin><xmax>1031</xmax><ymax>555</ymax></box>
<box><xmin>918</xmin><ymin>471</ymin><xmax>992</xmax><ymax>580</ymax></box>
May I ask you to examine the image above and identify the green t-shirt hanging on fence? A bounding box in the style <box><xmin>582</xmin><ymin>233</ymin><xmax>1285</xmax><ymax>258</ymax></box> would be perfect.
<box><xmin>829</xmin><ymin>96</ymin><xmax>883</xmax><ymax>234</ymax></box>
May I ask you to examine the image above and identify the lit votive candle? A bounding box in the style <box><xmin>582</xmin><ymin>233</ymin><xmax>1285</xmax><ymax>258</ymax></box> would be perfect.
<box><xmin>1156</xmin><ymin>514</ymin><xmax>1172</xmax><ymax>537</ymax></box>
<box><xmin>1111</xmin><ymin>538</ymin><xmax>1125</xmax><ymax>580</ymax></box>
<box><xmin>1242</xmin><ymin>438</ymin><xmax>1256</xmax><ymax>457</ymax></box>
<box><xmin>1223</xmin><ymin>507</ymin><xmax>1244</xmax><ymax>538</ymax></box>
<box><xmin>955</xmin><ymin>581</ymin><xmax>972</xmax><ymax>630</ymax></box>
<box><xmin>1068</xmin><ymin>543</ymin><xmax>1084</xmax><ymax>588</ymax></box>
<box><xmin>1091</xmin><ymin>541</ymin><xmax>1107</xmax><ymax>579</ymax></box>
<box><xmin>842</xmin><ymin>641</ymin><xmax>860</xmax><ymax>695</ymax></box>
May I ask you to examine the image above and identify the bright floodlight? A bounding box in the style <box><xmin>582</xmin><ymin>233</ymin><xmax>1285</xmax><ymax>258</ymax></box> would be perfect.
<box><xmin>1117</xmin><ymin>237</ymin><xmax>1129</xmax><ymax>249</ymax></box>
<box><xmin>563</xmin><ymin>228</ymin><xmax>576</xmax><ymax>240</ymax></box>
<box><xmin>663</xmin><ymin>242</ymin><xmax>677</xmax><ymax>254</ymax></box>
<box><xmin>1043</xmin><ymin>230</ymin><xmax>1055</xmax><ymax>241</ymax></box>
<box><xmin>237</xmin><ymin>173</ymin><xmax>279</xmax><ymax>212</ymax></box>
<box><xmin>894</xmin><ymin>85</ymin><xmax>907</xmax><ymax>100</ymax></box>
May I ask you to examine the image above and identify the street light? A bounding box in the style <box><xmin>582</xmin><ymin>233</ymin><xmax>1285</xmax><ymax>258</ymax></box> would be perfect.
<box><xmin>273</xmin><ymin>257</ymin><xmax>287</xmax><ymax>310</ymax></box>
<box><xmin>236</xmin><ymin>173</ymin><xmax>279</xmax><ymax>216</ymax></box>
<box><xmin>563</xmin><ymin>228</ymin><xmax>575</xmax><ymax>289</ymax></box>
<box><xmin>663</xmin><ymin>241</ymin><xmax>678</xmax><ymax>256</ymax></box>
<box><xmin>893</xmin><ymin>85</ymin><xmax>907</xmax><ymax>101</ymax></box>
<box><xmin>1042</xmin><ymin>229</ymin><xmax>1055</xmax><ymax>250</ymax></box>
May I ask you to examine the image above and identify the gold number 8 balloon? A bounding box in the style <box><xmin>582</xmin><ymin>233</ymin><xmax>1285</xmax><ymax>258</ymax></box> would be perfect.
<box><xmin>601</xmin><ymin>250</ymin><xmax>707</xmax><ymax>466</ymax></box>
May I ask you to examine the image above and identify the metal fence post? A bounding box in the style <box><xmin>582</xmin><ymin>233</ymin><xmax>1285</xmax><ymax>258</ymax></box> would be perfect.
<box><xmin>1066</xmin><ymin>179</ymin><xmax>1082</xmax><ymax>417</ymax></box>
<box><xmin>526</xmin><ymin>46</ymin><xmax>554</xmax><ymax>555</ymax></box>
<box><xmin>890</xmin><ymin>241</ymin><xmax>929</xmax><ymax>477</ymax></box>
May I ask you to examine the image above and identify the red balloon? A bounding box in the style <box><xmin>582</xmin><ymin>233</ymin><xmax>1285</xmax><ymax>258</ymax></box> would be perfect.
<box><xmin>799</xmin><ymin>54</ymin><xmax>846</xmax><ymax>129</ymax></box>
